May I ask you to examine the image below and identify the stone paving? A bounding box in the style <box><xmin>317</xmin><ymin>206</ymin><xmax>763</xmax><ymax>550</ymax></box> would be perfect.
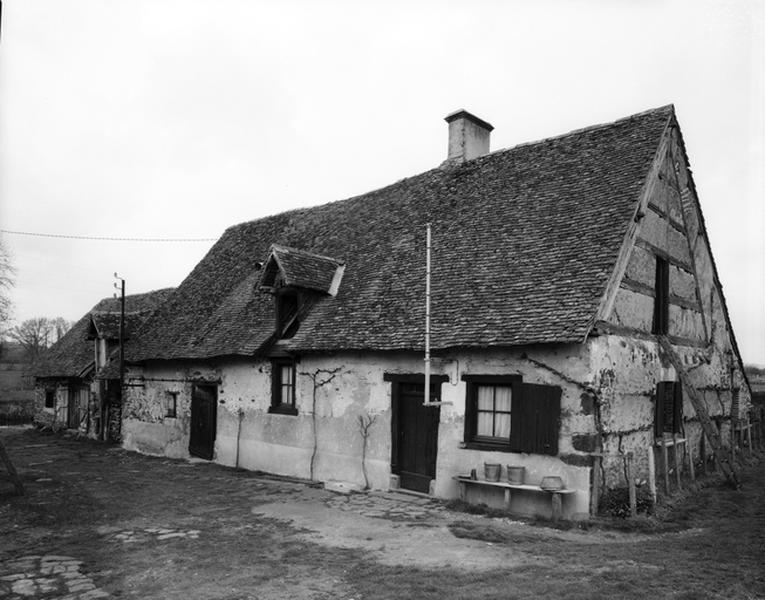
<box><xmin>324</xmin><ymin>490</ymin><xmax>448</xmax><ymax>521</ymax></box>
<box><xmin>0</xmin><ymin>556</ymin><xmax>109</xmax><ymax>599</ymax></box>
<box><xmin>111</xmin><ymin>527</ymin><xmax>201</xmax><ymax>543</ymax></box>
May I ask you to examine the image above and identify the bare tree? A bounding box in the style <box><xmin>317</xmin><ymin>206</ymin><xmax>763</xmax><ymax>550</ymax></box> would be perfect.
<box><xmin>50</xmin><ymin>317</ymin><xmax>74</xmax><ymax>342</ymax></box>
<box><xmin>8</xmin><ymin>318</ymin><xmax>56</xmax><ymax>360</ymax></box>
<box><xmin>0</xmin><ymin>239</ymin><xmax>14</xmax><ymax>335</ymax></box>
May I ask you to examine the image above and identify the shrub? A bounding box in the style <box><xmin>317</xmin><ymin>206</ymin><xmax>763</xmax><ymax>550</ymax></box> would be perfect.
<box><xmin>599</xmin><ymin>485</ymin><xmax>654</xmax><ymax>518</ymax></box>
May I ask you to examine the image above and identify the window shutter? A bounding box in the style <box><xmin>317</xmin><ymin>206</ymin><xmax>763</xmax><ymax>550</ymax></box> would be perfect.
<box><xmin>509</xmin><ymin>385</ymin><xmax>524</xmax><ymax>452</ymax></box>
<box><xmin>463</xmin><ymin>384</ymin><xmax>476</xmax><ymax>443</ymax></box>
<box><xmin>654</xmin><ymin>382</ymin><xmax>666</xmax><ymax>437</ymax></box>
<box><xmin>512</xmin><ymin>383</ymin><xmax>561</xmax><ymax>456</ymax></box>
<box><xmin>672</xmin><ymin>380</ymin><xmax>683</xmax><ymax>434</ymax></box>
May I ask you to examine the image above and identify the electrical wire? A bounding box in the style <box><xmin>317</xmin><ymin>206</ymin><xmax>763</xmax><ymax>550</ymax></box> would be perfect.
<box><xmin>0</xmin><ymin>229</ymin><xmax>217</xmax><ymax>242</ymax></box>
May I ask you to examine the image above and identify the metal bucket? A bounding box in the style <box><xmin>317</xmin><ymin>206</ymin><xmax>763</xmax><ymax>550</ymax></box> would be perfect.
<box><xmin>484</xmin><ymin>463</ymin><xmax>501</xmax><ymax>482</ymax></box>
<box><xmin>506</xmin><ymin>465</ymin><xmax>525</xmax><ymax>484</ymax></box>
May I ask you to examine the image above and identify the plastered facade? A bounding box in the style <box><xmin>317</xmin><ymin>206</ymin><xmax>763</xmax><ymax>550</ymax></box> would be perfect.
<box><xmin>123</xmin><ymin>347</ymin><xmax>602</xmax><ymax>520</ymax></box>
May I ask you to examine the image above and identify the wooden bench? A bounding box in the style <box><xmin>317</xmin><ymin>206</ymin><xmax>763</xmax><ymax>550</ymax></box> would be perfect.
<box><xmin>454</xmin><ymin>476</ymin><xmax>575</xmax><ymax>521</ymax></box>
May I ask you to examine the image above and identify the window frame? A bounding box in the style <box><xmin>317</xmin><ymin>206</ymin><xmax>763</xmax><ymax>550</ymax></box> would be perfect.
<box><xmin>462</xmin><ymin>375</ymin><xmax>521</xmax><ymax>451</ymax></box>
<box><xmin>654</xmin><ymin>380</ymin><xmax>683</xmax><ymax>437</ymax></box>
<box><xmin>275</xmin><ymin>288</ymin><xmax>300</xmax><ymax>339</ymax></box>
<box><xmin>652</xmin><ymin>255</ymin><xmax>670</xmax><ymax>335</ymax></box>
<box><xmin>269</xmin><ymin>358</ymin><xmax>298</xmax><ymax>416</ymax></box>
<box><xmin>165</xmin><ymin>391</ymin><xmax>178</xmax><ymax>419</ymax></box>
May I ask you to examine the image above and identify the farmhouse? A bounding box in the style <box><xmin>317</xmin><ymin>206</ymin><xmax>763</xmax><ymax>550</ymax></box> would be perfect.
<box><xmin>33</xmin><ymin>289</ymin><xmax>173</xmax><ymax>439</ymax></box>
<box><xmin>121</xmin><ymin>106</ymin><xmax>750</xmax><ymax>519</ymax></box>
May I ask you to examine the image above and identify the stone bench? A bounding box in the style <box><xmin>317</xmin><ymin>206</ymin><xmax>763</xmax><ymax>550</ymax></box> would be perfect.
<box><xmin>453</xmin><ymin>476</ymin><xmax>576</xmax><ymax>521</ymax></box>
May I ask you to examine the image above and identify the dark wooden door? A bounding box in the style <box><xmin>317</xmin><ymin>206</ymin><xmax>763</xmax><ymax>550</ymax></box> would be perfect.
<box><xmin>393</xmin><ymin>381</ymin><xmax>440</xmax><ymax>493</ymax></box>
<box><xmin>189</xmin><ymin>384</ymin><xmax>217</xmax><ymax>460</ymax></box>
<box><xmin>67</xmin><ymin>386</ymin><xmax>79</xmax><ymax>429</ymax></box>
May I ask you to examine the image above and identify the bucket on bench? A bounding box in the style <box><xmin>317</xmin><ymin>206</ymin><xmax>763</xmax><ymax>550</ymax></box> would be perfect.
<box><xmin>506</xmin><ymin>465</ymin><xmax>525</xmax><ymax>484</ymax></box>
<box><xmin>484</xmin><ymin>463</ymin><xmax>501</xmax><ymax>482</ymax></box>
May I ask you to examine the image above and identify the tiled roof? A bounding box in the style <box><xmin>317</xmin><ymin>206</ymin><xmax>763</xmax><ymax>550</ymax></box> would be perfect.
<box><xmin>129</xmin><ymin>106</ymin><xmax>674</xmax><ymax>361</ymax></box>
<box><xmin>34</xmin><ymin>288</ymin><xmax>174</xmax><ymax>378</ymax></box>
<box><xmin>259</xmin><ymin>245</ymin><xmax>344</xmax><ymax>294</ymax></box>
<box><xmin>88</xmin><ymin>312</ymin><xmax>146</xmax><ymax>340</ymax></box>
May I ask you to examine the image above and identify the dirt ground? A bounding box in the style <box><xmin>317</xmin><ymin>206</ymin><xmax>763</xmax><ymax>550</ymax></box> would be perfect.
<box><xmin>1</xmin><ymin>427</ymin><xmax>764</xmax><ymax>600</ymax></box>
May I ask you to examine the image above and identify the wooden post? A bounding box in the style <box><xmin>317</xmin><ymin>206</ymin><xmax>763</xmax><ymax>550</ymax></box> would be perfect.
<box><xmin>656</xmin><ymin>336</ymin><xmax>738</xmax><ymax>488</ymax></box>
<box><xmin>730</xmin><ymin>422</ymin><xmax>736</xmax><ymax>465</ymax></box>
<box><xmin>673</xmin><ymin>434</ymin><xmax>682</xmax><ymax>489</ymax></box>
<box><xmin>551</xmin><ymin>492</ymin><xmax>562</xmax><ymax>522</ymax></box>
<box><xmin>661</xmin><ymin>439</ymin><xmax>670</xmax><ymax>495</ymax></box>
<box><xmin>746</xmin><ymin>420</ymin><xmax>753</xmax><ymax>458</ymax></box>
<box><xmin>0</xmin><ymin>438</ymin><xmax>24</xmax><ymax>496</ymax></box>
<box><xmin>590</xmin><ymin>455</ymin><xmax>601</xmax><ymax>517</ymax></box>
<box><xmin>626</xmin><ymin>453</ymin><xmax>637</xmax><ymax>518</ymax></box>
<box><xmin>687</xmin><ymin>438</ymin><xmax>695</xmax><ymax>482</ymax></box>
<box><xmin>700</xmin><ymin>433</ymin><xmax>707</xmax><ymax>476</ymax></box>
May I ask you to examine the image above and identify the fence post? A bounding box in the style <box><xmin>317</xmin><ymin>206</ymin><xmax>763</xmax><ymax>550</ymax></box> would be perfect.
<box><xmin>626</xmin><ymin>453</ymin><xmax>637</xmax><ymax>518</ymax></box>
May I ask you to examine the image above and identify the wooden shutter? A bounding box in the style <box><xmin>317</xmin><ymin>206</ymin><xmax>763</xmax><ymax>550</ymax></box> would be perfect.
<box><xmin>654</xmin><ymin>382</ymin><xmax>666</xmax><ymax>438</ymax></box>
<box><xmin>463</xmin><ymin>383</ymin><xmax>477</xmax><ymax>444</ymax></box>
<box><xmin>672</xmin><ymin>380</ymin><xmax>683</xmax><ymax>434</ymax></box>
<box><xmin>511</xmin><ymin>383</ymin><xmax>561</xmax><ymax>456</ymax></box>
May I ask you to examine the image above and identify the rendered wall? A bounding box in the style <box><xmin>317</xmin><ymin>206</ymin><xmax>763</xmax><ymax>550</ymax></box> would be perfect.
<box><xmin>122</xmin><ymin>347</ymin><xmax>595</xmax><ymax>519</ymax></box>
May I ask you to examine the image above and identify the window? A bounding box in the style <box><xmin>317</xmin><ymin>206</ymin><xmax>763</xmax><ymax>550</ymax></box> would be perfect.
<box><xmin>165</xmin><ymin>391</ymin><xmax>178</xmax><ymax>418</ymax></box>
<box><xmin>475</xmin><ymin>385</ymin><xmax>513</xmax><ymax>442</ymax></box>
<box><xmin>276</xmin><ymin>291</ymin><xmax>300</xmax><ymax>339</ymax></box>
<box><xmin>654</xmin><ymin>381</ymin><xmax>682</xmax><ymax>436</ymax></box>
<box><xmin>44</xmin><ymin>389</ymin><xmax>55</xmax><ymax>409</ymax></box>
<box><xmin>652</xmin><ymin>256</ymin><xmax>669</xmax><ymax>334</ymax></box>
<box><xmin>269</xmin><ymin>359</ymin><xmax>297</xmax><ymax>415</ymax></box>
<box><xmin>463</xmin><ymin>375</ymin><xmax>561</xmax><ymax>456</ymax></box>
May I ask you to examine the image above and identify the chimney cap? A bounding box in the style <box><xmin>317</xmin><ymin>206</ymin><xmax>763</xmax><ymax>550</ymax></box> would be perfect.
<box><xmin>444</xmin><ymin>109</ymin><xmax>494</xmax><ymax>132</ymax></box>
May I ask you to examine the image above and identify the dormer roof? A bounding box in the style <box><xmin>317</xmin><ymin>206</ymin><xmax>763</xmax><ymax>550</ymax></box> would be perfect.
<box><xmin>258</xmin><ymin>244</ymin><xmax>345</xmax><ymax>296</ymax></box>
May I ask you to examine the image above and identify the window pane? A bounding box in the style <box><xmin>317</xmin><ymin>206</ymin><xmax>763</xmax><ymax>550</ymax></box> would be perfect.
<box><xmin>495</xmin><ymin>412</ymin><xmax>511</xmax><ymax>438</ymax></box>
<box><xmin>477</xmin><ymin>386</ymin><xmax>494</xmax><ymax>411</ymax></box>
<box><xmin>281</xmin><ymin>366</ymin><xmax>292</xmax><ymax>385</ymax></box>
<box><xmin>281</xmin><ymin>384</ymin><xmax>292</xmax><ymax>404</ymax></box>
<box><xmin>476</xmin><ymin>412</ymin><xmax>493</xmax><ymax>437</ymax></box>
<box><xmin>495</xmin><ymin>386</ymin><xmax>512</xmax><ymax>411</ymax></box>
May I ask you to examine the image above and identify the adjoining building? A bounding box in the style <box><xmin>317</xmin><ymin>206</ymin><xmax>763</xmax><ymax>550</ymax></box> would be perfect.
<box><xmin>33</xmin><ymin>289</ymin><xmax>173</xmax><ymax>440</ymax></box>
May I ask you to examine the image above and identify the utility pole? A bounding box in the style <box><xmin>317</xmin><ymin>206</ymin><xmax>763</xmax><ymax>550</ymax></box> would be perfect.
<box><xmin>114</xmin><ymin>273</ymin><xmax>125</xmax><ymax>397</ymax></box>
<box><xmin>112</xmin><ymin>273</ymin><xmax>125</xmax><ymax>442</ymax></box>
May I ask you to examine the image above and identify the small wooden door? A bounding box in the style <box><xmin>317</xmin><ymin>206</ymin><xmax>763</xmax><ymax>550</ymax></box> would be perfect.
<box><xmin>67</xmin><ymin>386</ymin><xmax>79</xmax><ymax>429</ymax></box>
<box><xmin>392</xmin><ymin>381</ymin><xmax>440</xmax><ymax>494</ymax></box>
<box><xmin>189</xmin><ymin>384</ymin><xmax>217</xmax><ymax>460</ymax></box>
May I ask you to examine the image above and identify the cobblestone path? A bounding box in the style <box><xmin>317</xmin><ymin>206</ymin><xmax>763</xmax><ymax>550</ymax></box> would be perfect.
<box><xmin>324</xmin><ymin>490</ymin><xmax>447</xmax><ymax>521</ymax></box>
<box><xmin>0</xmin><ymin>556</ymin><xmax>108</xmax><ymax>599</ymax></box>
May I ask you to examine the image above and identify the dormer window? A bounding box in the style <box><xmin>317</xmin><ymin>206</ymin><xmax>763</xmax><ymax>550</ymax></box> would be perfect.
<box><xmin>258</xmin><ymin>244</ymin><xmax>345</xmax><ymax>340</ymax></box>
<box><xmin>276</xmin><ymin>289</ymin><xmax>300</xmax><ymax>339</ymax></box>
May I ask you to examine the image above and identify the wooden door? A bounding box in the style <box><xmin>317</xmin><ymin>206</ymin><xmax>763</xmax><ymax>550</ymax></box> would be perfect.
<box><xmin>189</xmin><ymin>384</ymin><xmax>217</xmax><ymax>460</ymax></box>
<box><xmin>67</xmin><ymin>386</ymin><xmax>79</xmax><ymax>429</ymax></box>
<box><xmin>393</xmin><ymin>381</ymin><xmax>440</xmax><ymax>494</ymax></box>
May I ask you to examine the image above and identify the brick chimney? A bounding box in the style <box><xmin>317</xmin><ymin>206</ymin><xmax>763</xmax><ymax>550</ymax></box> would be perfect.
<box><xmin>444</xmin><ymin>109</ymin><xmax>493</xmax><ymax>163</ymax></box>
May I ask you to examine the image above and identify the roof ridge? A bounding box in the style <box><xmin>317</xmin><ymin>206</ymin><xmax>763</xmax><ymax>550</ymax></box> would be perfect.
<box><xmin>225</xmin><ymin>105</ymin><xmax>676</xmax><ymax>235</ymax></box>
<box><xmin>270</xmin><ymin>243</ymin><xmax>345</xmax><ymax>264</ymax></box>
<box><xmin>476</xmin><ymin>104</ymin><xmax>676</xmax><ymax>161</ymax></box>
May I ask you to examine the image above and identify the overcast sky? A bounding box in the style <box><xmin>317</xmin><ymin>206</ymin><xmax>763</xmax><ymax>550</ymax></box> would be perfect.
<box><xmin>0</xmin><ymin>1</ymin><xmax>763</xmax><ymax>364</ymax></box>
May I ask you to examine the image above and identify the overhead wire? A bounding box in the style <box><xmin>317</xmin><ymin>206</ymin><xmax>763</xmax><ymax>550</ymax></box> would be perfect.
<box><xmin>0</xmin><ymin>229</ymin><xmax>217</xmax><ymax>242</ymax></box>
